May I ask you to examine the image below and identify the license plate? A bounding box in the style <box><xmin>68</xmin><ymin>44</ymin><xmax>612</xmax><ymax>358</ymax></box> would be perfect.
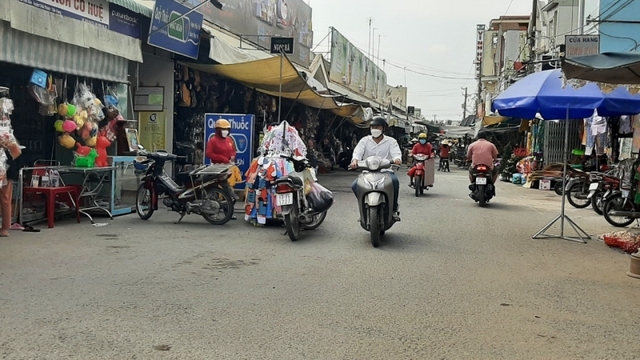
<box><xmin>587</xmin><ymin>191</ymin><xmax>596</xmax><ymax>199</ymax></box>
<box><xmin>276</xmin><ymin>193</ymin><xmax>294</xmax><ymax>206</ymax></box>
<box><xmin>589</xmin><ymin>183</ymin><xmax>599</xmax><ymax>191</ymax></box>
<box><xmin>476</xmin><ymin>177</ymin><xmax>487</xmax><ymax>185</ymax></box>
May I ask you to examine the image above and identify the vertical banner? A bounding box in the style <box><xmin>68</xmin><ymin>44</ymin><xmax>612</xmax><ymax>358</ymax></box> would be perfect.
<box><xmin>204</xmin><ymin>113</ymin><xmax>255</xmax><ymax>189</ymax></box>
<box><xmin>138</xmin><ymin>111</ymin><xmax>167</xmax><ymax>151</ymax></box>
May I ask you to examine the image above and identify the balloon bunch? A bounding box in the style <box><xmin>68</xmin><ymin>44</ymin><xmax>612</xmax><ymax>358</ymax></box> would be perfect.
<box><xmin>54</xmin><ymin>84</ymin><xmax>107</xmax><ymax>166</ymax></box>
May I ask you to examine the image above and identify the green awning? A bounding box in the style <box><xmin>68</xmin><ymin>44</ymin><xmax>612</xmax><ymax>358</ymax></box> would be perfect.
<box><xmin>107</xmin><ymin>0</ymin><xmax>153</xmax><ymax>17</ymax></box>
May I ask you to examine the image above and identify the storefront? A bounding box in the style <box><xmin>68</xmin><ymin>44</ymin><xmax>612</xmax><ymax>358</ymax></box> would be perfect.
<box><xmin>0</xmin><ymin>0</ymin><xmax>146</xmax><ymax>226</ymax></box>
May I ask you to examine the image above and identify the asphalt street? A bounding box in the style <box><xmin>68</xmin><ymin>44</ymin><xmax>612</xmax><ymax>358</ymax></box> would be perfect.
<box><xmin>1</xmin><ymin>167</ymin><xmax>639</xmax><ymax>359</ymax></box>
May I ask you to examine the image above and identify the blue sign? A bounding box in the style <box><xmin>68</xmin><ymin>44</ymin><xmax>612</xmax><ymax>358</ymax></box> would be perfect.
<box><xmin>205</xmin><ymin>114</ymin><xmax>255</xmax><ymax>189</ymax></box>
<box><xmin>148</xmin><ymin>0</ymin><xmax>203</xmax><ymax>59</ymax></box>
<box><xmin>19</xmin><ymin>0</ymin><xmax>141</xmax><ymax>39</ymax></box>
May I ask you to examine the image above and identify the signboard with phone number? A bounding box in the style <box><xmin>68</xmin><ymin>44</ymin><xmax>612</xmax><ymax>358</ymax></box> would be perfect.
<box><xmin>204</xmin><ymin>114</ymin><xmax>255</xmax><ymax>189</ymax></box>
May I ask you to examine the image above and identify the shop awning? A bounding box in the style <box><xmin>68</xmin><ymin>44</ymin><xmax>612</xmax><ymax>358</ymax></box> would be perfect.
<box><xmin>482</xmin><ymin>115</ymin><xmax>508</xmax><ymax>127</ymax></box>
<box><xmin>0</xmin><ymin>21</ymin><xmax>129</xmax><ymax>83</ymax></box>
<box><xmin>108</xmin><ymin>0</ymin><xmax>153</xmax><ymax>17</ymax></box>
<box><xmin>183</xmin><ymin>56</ymin><xmax>361</xmax><ymax>113</ymax></box>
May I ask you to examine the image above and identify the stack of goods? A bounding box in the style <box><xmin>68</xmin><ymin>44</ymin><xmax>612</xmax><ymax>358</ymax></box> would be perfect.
<box><xmin>244</xmin><ymin>122</ymin><xmax>310</xmax><ymax>225</ymax></box>
<box><xmin>601</xmin><ymin>231</ymin><xmax>640</xmax><ymax>254</ymax></box>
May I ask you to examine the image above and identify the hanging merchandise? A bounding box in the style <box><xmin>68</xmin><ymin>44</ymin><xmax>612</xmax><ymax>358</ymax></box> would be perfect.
<box><xmin>244</xmin><ymin>122</ymin><xmax>313</xmax><ymax>225</ymax></box>
<box><xmin>0</xmin><ymin>95</ymin><xmax>22</xmax><ymax>160</ymax></box>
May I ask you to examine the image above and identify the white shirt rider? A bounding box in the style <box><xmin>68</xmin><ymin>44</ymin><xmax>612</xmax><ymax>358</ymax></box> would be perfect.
<box><xmin>350</xmin><ymin>130</ymin><xmax>403</xmax><ymax>165</ymax></box>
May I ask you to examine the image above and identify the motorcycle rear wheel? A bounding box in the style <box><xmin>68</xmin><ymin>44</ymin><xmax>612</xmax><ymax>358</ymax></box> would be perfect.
<box><xmin>369</xmin><ymin>206</ymin><xmax>381</xmax><ymax>248</ymax></box>
<box><xmin>201</xmin><ymin>187</ymin><xmax>235</xmax><ymax>225</ymax></box>
<box><xmin>554</xmin><ymin>181</ymin><xmax>564</xmax><ymax>196</ymax></box>
<box><xmin>136</xmin><ymin>184</ymin><xmax>154</xmax><ymax>220</ymax></box>
<box><xmin>477</xmin><ymin>185</ymin><xmax>486</xmax><ymax>207</ymax></box>
<box><xmin>591</xmin><ymin>191</ymin><xmax>604</xmax><ymax>216</ymax></box>
<box><xmin>284</xmin><ymin>205</ymin><xmax>301</xmax><ymax>241</ymax></box>
<box><xmin>302</xmin><ymin>211</ymin><xmax>327</xmax><ymax>230</ymax></box>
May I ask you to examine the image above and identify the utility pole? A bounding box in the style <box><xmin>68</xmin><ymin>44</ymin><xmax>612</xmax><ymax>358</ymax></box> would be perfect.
<box><xmin>527</xmin><ymin>0</ymin><xmax>538</xmax><ymax>74</ymax></box>
<box><xmin>368</xmin><ymin>18</ymin><xmax>373</xmax><ymax>61</ymax></box>
<box><xmin>462</xmin><ymin>87</ymin><xmax>468</xmax><ymax>120</ymax></box>
<box><xmin>433</xmin><ymin>115</ymin><xmax>437</xmax><ymax>123</ymax></box>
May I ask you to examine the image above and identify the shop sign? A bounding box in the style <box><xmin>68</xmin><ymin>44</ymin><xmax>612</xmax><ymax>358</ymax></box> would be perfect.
<box><xmin>565</xmin><ymin>35</ymin><xmax>600</xmax><ymax>58</ymax></box>
<box><xmin>204</xmin><ymin>113</ymin><xmax>255</xmax><ymax>189</ymax></box>
<box><xmin>329</xmin><ymin>28</ymin><xmax>387</xmax><ymax>103</ymax></box>
<box><xmin>148</xmin><ymin>0</ymin><xmax>204</xmax><ymax>59</ymax></box>
<box><xmin>18</xmin><ymin>0</ymin><xmax>142</xmax><ymax>39</ymax></box>
<box><xmin>179</xmin><ymin>0</ymin><xmax>313</xmax><ymax>66</ymax></box>
<box><xmin>475</xmin><ymin>24</ymin><xmax>485</xmax><ymax>79</ymax></box>
<box><xmin>138</xmin><ymin>112</ymin><xmax>167</xmax><ymax>151</ymax></box>
<box><xmin>270</xmin><ymin>37</ymin><xmax>294</xmax><ymax>54</ymax></box>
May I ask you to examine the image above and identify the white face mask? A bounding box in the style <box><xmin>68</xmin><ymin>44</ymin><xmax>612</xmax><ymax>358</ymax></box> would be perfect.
<box><xmin>221</xmin><ymin>130</ymin><xmax>229</xmax><ymax>138</ymax></box>
<box><xmin>371</xmin><ymin>129</ymin><xmax>383</xmax><ymax>138</ymax></box>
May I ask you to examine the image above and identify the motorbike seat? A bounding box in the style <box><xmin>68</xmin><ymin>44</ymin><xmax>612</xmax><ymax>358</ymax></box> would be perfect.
<box><xmin>160</xmin><ymin>174</ymin><xmax>186</xmax><ymax>193</ymax></box>
<box><xmin>277</xmin><ymin>175</ymin><xmax>304</xmax><ymax>187</ymax></box>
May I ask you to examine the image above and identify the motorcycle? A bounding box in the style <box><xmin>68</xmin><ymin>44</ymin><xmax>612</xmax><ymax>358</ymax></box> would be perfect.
<box><xmin>410</xmin><ymin>154</ymin><xmax>430</xmax><ymax>197</ymax></box>
<box><xmin>134</xmin><ymin>150</ymin><xmax>235</xmax><ymax>225</ymax></box>
<box><xmin>353</xmin><ymin>156</ymin><xmax>399</xmax><ymax>248</ymax></box>
<box><xmin>586</xmin><ymin>173</ymin><xmax>620</xmax><ymax>215</ymax></box>
<box><xmin>470</xmin><ymin>164</ymin><xmax>494</xmax><ymax>207</ymax></box>
<box><xmin>274</xmin><ymin>155</ymin><xmax>331</xmax><ymax>241</ymax></box>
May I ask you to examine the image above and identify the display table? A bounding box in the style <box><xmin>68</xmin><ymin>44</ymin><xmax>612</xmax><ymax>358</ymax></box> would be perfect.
<box><xmin>18</xmin><ymin>165</ymin><xmax>125</xmax><ymax>226</ymax></box>
<box><xmin>110</xmin><ymin>156</ymin><xmax>138</xmax><ymax>216</ymax></box>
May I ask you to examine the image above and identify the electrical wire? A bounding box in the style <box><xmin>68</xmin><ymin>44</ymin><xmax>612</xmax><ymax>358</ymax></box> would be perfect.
<box><xmin>599</xmin><ymin>28</ymin><xmax>638</xmax><ymax>49</ymax></box>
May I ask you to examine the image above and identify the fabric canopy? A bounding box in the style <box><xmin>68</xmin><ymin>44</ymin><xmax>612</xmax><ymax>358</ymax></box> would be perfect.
<box><xmin>562</xmin><ymin>52</ymin><xmax>640</xmax><ymax>85</ymax></box>
<box><xmin>184</xmin><ymin>56</ymin><xmax>360</xmax><ymax>114</ymax></box>
<box><xmin>482</xmin><ymin>115</ymin><xmax>508</xmax><ymax>127</ymax></box>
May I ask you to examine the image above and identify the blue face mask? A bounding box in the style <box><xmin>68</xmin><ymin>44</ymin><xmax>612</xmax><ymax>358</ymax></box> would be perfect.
<box><xmin>419</xmin><ymin>139</ymin><xmax>427</xmax><ymax>145</ymax></box>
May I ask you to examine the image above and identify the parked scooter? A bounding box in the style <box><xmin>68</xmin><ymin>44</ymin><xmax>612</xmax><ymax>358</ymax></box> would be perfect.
<box><xmin>410</xmin><ymin>154</ymin><xmax>430</xmax><ymax>197</ymax></box>
<box><xmin>469</xmin><ymin>164</ymin><xmax>494</xmax><ymax>207</ymax></box>
<box><xmin>134</xmin><ymin>150</ymin><xmax>235</xmax><ymax>225</ymax></box>
<box><xmin>587</xmin><ymin>172</ymin><xmax>620</xmax><ymax>215</ymax></box>
<box><xmin>274</xmin><ymin>155</ymin><xmax>332</xmax><ymax>241</ymax></box>
<box><xmin>353</xmin><ymin>156</ymin><xmax>399</xmax><ymax>247</ymax></box>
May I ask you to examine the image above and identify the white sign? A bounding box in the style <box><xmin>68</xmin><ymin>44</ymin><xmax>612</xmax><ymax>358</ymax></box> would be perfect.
<box><xmin>476</xmin><ymin>24</ymin><xmax>485</xmax><ymax>79</ymax></box>
<box><xmin>565</xmin><ymin>35</ymin><xmax>600</xmax><ymax>58</ymax></box>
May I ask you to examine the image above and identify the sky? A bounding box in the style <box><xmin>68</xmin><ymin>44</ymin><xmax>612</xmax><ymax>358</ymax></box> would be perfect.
<box><xmin>311</xmin><ymin>0</ymin><xmax>533</xmax><ymax>121</ymax></box>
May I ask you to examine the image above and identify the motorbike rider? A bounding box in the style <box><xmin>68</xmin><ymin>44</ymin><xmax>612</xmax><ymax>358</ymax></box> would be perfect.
<box><xmin>407</xmin><ymin>133</ymin><xmax>433</xmax><ymax>188</ymax></box>
<box><xmin>205</xmin><ymin>119</ymin><xmax>240</xmax><ymax>201</ymax></box>
<box><xmin>467</xmin><ymin>130</ymin><xmax>499</xmax><ymax>193</ymax></box>
<box><xmin>439</xmin><ymin>141</ymin><xmax>451</xmax><ymax>171</ymax></box>
<box><xmin>349</xmin><ymin>116</ymin><xmax>402</xmax><ymax>220</ymax></box>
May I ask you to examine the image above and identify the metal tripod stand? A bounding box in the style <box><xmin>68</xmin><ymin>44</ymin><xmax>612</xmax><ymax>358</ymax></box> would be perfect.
<box><xmin>532</xmin><ymin>110</ymin><xmax>591</xmax><ymax>243</ymax></box>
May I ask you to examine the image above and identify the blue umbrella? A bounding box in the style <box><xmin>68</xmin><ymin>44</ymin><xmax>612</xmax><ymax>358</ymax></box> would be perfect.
<box><xmin>599</xmin><ymin>86</ymin><xmax>640</xmax><ymax>116</ymax></box>
<box><xmin>492</xmin><ymin>69</ymin><xmax>604</xmax><ymax>120</ymax></box>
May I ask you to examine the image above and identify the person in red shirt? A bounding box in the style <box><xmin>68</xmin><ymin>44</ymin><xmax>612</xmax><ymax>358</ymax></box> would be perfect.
<box><xmin>407</xmin><ymin>133</ymin><xmax>433</xmax><ymax>187</ymax></box>
<box><xmin>438</xmin><ymin>141</ymin><xmax>451</xmax><ymax>172</ymax></box>
<box><xmin>206</xmin><ymin>119</ymin><xmax>236</xmax><ymax>164</ymax></box>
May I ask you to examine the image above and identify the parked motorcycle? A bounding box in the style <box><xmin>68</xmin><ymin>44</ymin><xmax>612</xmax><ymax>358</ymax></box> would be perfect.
<box><xmin>469</xmin><ymin>164</ymin><xmax>494</xmax><ymax>207</ymax></box>
<box><xmin>602</xmin><ymin>159</ymin><xmax>639</xmax><ymax>227</ymax></box>
<box><xmin>274</xmin><ymin>155</ymin><xmax>332</xmax><ymax>241</ymax></box>
<box><xmin>565</xmin><ymin>170</ymin><xmax>593</xmax><ymax>209</ymax></box>
<box><xmin>353</xmin><ymin>156</ymin><xmax>399</xmax><ymax>248</ymax></box>
<box><xmin>134</xmin><ymin>150</ymin><xmax>235</xmax><ymax>225</ymax></box>
<box><xmin>410</xmin><ymin>154</ymin><xmax>430</xmax><ymax>197</ymax></box>
<box><xmin>587</xmin><ymin>173</ymin><xmax>620</xmax><ymax>215</ymax></box>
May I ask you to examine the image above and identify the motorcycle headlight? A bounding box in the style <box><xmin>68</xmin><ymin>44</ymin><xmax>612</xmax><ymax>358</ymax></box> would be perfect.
<box><xmin>365</xmin><ymin>158</ymin><xmax>381</xmax><ymax>171</ymax></box>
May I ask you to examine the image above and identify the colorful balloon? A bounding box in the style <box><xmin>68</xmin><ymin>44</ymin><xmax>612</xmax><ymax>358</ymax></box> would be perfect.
<box><xmin>85</xmin><ymin>136</ymin><xmax>97</xmax><ymax>147</ymax></box>
<box><xmin>62</xmin><ymin>120</ymin><xmax>77</xmax><ymax>133</ymax></box>
<box><xmin>54</xmin><ymin>120</ymin><xmax>64</xmax><ymax>132</ymax></box>
<box><xmin>66</xmin><ymin>104</ymin><xmax>77</xmax><ymax>117</ymax></box>
<box><xmin>57</xmin><ymin>103</ymin><xmax>68</xmax><ymax>117</ymax></box>
<box><xmin>58</xmin><ymin>134</ymin><xmax>76</xmax><ymax>149</ymax></box>
<box><xmin>76</xmin><ymin>145</ymin><xmax>91</xmax><ymax>156</ymax></box>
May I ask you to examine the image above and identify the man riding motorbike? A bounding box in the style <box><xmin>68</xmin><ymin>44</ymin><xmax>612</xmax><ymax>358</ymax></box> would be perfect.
<box><xmin>467</xmin><ymin>130</ymin><xmax>499</xmax><ymax>194</ymax></box>
<box><xmin>205</xmin><ymin>119</ymin><xmax>240</xmax><ymax>201</ymax></box>
<box><xmin>407</xmin><ymin>133</ymin><xmax>433</xmax><ymax>188</ymax></box>
<box><xmin>349</xmin><ymin>116</ymin><xmax>402</xmax><ymax>221</ymax></box>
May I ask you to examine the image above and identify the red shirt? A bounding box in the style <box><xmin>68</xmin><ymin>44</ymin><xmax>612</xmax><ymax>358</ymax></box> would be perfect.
<box><xmin>206</xmin><ymin>133</ymin><xmax>236</xmax><ymax>164</ymax></box>
<box><xmin>467</xmin><ymin>139</ymin><xmax>499</xmax><ymax>169</ymax></box>
<box><xmin>411</xmin><ymin>142</ymin><xmax>433</xmax><ymax>156</ymax></box>
<box><xmin>440</xmin><ymin>145</ymin><xmax>450</xmax><ymax>158</ymax></box>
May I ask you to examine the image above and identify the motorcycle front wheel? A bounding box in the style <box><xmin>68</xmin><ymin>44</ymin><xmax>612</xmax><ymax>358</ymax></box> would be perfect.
<box><xmin>136</xmin><ymin>184</ymin><xmax>154</xmax><ymax>220</ymax></box>
<box><xmin>302</xmin><ymin>211</ymin><xmax>327</xmax><ymax>230</ymax></box>
<box><xmin>201</xmin><ymin>187</ymin><xmax>235</xmax><ymax>225</ymax></box>
<box><xmin>369</xmin><ymin>206</ymin><xmax>381</xmax><ymax>248</ymax></box>
<box><xmin>415</xmin><ymin>175</ymin><xmax>422</xmax><ymax>197</ymax></box>
<box><xmin>603</xmin><ymin>194</ymin><xmax>636</xmax><ymax>227</ymax></box>
<box><xmin>567</xmin><ymin>183</ymin><xmax>591</xmax><ymax>208</ymax></box>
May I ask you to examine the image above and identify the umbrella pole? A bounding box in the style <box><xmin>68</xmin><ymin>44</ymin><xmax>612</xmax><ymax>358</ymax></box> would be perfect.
<box><xmin>532</xmin><ymin>108</ymin><xmax>590</xmax><ymax>243</ymax></box>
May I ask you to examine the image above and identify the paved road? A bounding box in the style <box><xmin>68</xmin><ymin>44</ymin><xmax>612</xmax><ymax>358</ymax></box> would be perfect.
<box><xmin>1</xmin><ymin>168</ymin><xmax>639</xmax><ymax>359</ymax></box>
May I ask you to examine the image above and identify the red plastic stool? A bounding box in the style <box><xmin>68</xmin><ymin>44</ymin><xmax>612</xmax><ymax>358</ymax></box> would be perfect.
<box><xmin>23</xmin><ymin>186</ymin><xmax>81</xmax><ymax>228</ymax></box>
